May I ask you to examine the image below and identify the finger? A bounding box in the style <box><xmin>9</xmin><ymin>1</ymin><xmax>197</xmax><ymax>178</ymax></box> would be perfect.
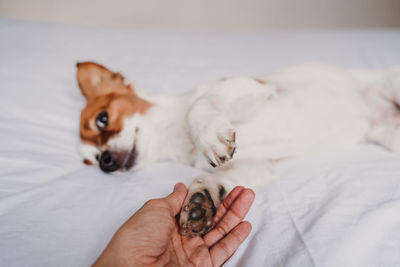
<box><xmin>214</xmin><ymin>186</ymin><xmax>245</xmax><ymax>224</ymax></box>
<box><xmin>204</xmin><ymin>188</ymin><xmax>254</xmax><ymax>247</ymax></box>
<box><xmin>163</xmin><ymin>183</ymin><xmax>188</xmax><ymax>216</ymax></box>
<box><xmin>210</xmin><ymin>221</ymin><xmax>252</xmax><ymax>267</ymax></box>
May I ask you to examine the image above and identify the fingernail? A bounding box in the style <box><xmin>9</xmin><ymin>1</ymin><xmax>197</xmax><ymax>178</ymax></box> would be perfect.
<box><xmin>174</xmin><ymin>183</ymin><xmax>179</xmax><ymax>191</ymax></box>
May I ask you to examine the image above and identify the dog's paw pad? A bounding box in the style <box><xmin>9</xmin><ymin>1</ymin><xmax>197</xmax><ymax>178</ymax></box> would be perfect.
<box><xmin>179</xmin><ymin>190</ymin><xmax>216</xmax><ymax>237</ymax></box>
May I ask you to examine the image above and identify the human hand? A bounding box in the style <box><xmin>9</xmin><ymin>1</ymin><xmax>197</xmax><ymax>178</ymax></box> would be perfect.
<box><xmin>93</xmin><ymin>183</ymin><xmax>255</xmax><ymax>267</ymax></box>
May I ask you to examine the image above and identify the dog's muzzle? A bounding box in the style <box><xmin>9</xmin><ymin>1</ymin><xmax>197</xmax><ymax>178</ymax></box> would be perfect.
<box><xmin>99</xmin><ymin>150</ymin><xmax>119</xmax><ymax>173</ymax></box>
<box><xmin>99</xmin><ymin>147</ymin><xmax>137</xmax><ymax>173</ymax></box>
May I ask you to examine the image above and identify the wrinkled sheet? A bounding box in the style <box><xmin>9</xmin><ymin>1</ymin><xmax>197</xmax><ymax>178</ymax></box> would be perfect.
<box><xmin>1</xmin><ymin>18</ymin><xmax>400</xmax><ymax>266</ymax></box>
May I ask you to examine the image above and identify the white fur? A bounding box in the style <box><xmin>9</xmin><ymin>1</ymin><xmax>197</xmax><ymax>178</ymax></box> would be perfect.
<box><xmin>107</xmin><ymin>116</ymin><xmax>140</xmax><ymax>152</ymax></box>
<box><xmin>81</xmin><ymin>143</ymin><xmax>100</xmax><ymax>165</ymax></box>
<box><xmin>84</xmin><ymin>63</ymin><xmax>400</xmax><ymax>208</ymax></box>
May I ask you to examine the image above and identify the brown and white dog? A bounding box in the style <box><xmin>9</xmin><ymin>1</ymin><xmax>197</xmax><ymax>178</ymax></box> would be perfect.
<box><xmin>77</xmin><ymin>62</ymin><xmax>400</xmax><ymax>236</ymax></box>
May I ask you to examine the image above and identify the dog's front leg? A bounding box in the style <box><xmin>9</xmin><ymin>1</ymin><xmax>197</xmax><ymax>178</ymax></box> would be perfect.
<box><xmin>187</xmin><ymin>77</ymin><xmax>276</xmax><ymax>169</ymax></box>
<box><xmin>187</xmin><ymin>97</ymin><xmax>237</xmax><ymax>169</ymax></box>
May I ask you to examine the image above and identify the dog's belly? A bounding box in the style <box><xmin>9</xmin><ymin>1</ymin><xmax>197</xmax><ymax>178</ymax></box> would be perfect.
<box><xmin>234</xmin><ymin>84</ymin><xmax>372</xmax><ymax>159</ymax></box>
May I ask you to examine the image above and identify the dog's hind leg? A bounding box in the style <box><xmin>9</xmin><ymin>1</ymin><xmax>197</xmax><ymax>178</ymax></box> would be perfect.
<box><xmin>179</xmin><ymin>158</ymin><xmax>275</xmax><ymax>237</ymax></box>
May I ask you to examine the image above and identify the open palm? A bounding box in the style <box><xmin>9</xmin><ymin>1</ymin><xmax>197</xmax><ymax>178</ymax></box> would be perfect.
<box><xmin>93</xmin><ymin>184</ymin><xmax>254</xmax><ymax>267</ymax></box>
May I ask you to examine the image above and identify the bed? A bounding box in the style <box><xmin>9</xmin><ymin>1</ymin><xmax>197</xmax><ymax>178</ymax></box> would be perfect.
<box><xmin>1</xmin><ymin>18</ymin><xmax>400</xmax><ymax>266</ymax></box>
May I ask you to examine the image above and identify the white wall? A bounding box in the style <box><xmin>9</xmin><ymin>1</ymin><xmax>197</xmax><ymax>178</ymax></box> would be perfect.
<box><xmin>1</xmin><ymin>0</ymin><xmax>400</xmax><ymax>30</ymax></box>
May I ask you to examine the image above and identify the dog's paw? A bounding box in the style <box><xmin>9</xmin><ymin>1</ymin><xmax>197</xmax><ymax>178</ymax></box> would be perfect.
<box><xmin>179</xmin><ymin>178</ymin><xmax>227</xmax><ymax>237</ymax></box>
<box><xmin>199</xmin><ymin>124</ymin><xmax>237</xmax><ymax>168</ymax></box>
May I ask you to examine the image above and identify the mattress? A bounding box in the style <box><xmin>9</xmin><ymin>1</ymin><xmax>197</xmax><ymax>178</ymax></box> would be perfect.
<box><xmin>1</xmin><ymin>18</ymin><xmax>400</xmax><ymax>266</ymax></box>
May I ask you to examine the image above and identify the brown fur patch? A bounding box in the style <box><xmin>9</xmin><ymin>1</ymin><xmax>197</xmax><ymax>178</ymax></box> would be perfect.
<box><xmin>76</xmin><ymin>62</ymin><xmax>127</xmax><ymax>100</ymax></box>
<box><xmin>83</xmin><ymin>159</ymin><xmax>93</xmax><ymax>165</ymax></box>
<box><xmin>80</xmin><ymin>92</ymin><xmax>151</xmax><ymax>146</ymax></box>
<box><xmin>77</xmin><ymin>62</ymin><xmax>152</xmax><ymax>146</ymax></box>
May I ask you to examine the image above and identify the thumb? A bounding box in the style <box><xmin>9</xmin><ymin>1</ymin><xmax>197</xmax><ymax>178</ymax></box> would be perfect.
<box><xmin>163</xmin><ymin>183</ymin><xmax>188</xmax><ymax>216</ymax></box>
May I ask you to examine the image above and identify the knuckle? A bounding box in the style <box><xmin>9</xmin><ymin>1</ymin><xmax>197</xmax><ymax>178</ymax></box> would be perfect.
<box><xmin>218</xmin><ymin>240</ymin><xmax>232</xmax><ymax>256</ymax></box>
<box><xmin>231</xmin><ymin>229</ymin><xmax>244</xmax><ymax>243</ymax></box>
<box><xmin>215</xmin><ymin>220</ymin><xmax>230</xmax><ymax>237</ymax></box>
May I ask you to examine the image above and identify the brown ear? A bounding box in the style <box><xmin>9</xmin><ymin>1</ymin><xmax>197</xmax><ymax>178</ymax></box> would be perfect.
<box><xmin>76</xmin><ymin>62</ymin><xmax>131</xmax><ymax>100</ymax></box>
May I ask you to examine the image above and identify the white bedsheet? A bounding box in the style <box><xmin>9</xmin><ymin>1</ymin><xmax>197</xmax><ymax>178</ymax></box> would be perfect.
<box><xmin>1</xmin><ymin>18</ymin><xmax>400</xmax><ymax>266</ymax></box>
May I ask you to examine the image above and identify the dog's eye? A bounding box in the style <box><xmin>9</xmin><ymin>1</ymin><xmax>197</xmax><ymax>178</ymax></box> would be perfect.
<box><xmin>96</xmin><ymin>111</ymin><xmax>108</xmax><ymax>130</ymax></box>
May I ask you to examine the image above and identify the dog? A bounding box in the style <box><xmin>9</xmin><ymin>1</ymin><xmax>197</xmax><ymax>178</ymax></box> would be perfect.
<box><xmin>77</xmin><ymin>62</ymin><xmax>400</xmax><ymax>236</ymax></box>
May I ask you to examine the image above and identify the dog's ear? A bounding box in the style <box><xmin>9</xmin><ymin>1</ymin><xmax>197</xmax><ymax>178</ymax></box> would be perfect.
<box><xmin>76</xmin><ymin>62</ymin><xmax>132</xmax><ymax>100</ymax></box>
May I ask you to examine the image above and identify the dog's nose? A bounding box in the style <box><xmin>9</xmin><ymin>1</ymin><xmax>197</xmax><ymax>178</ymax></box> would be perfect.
<box><xmin>99</xmin><ymin>151</ymin><xmax>118</xmax><ymax>173</ymax></box>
